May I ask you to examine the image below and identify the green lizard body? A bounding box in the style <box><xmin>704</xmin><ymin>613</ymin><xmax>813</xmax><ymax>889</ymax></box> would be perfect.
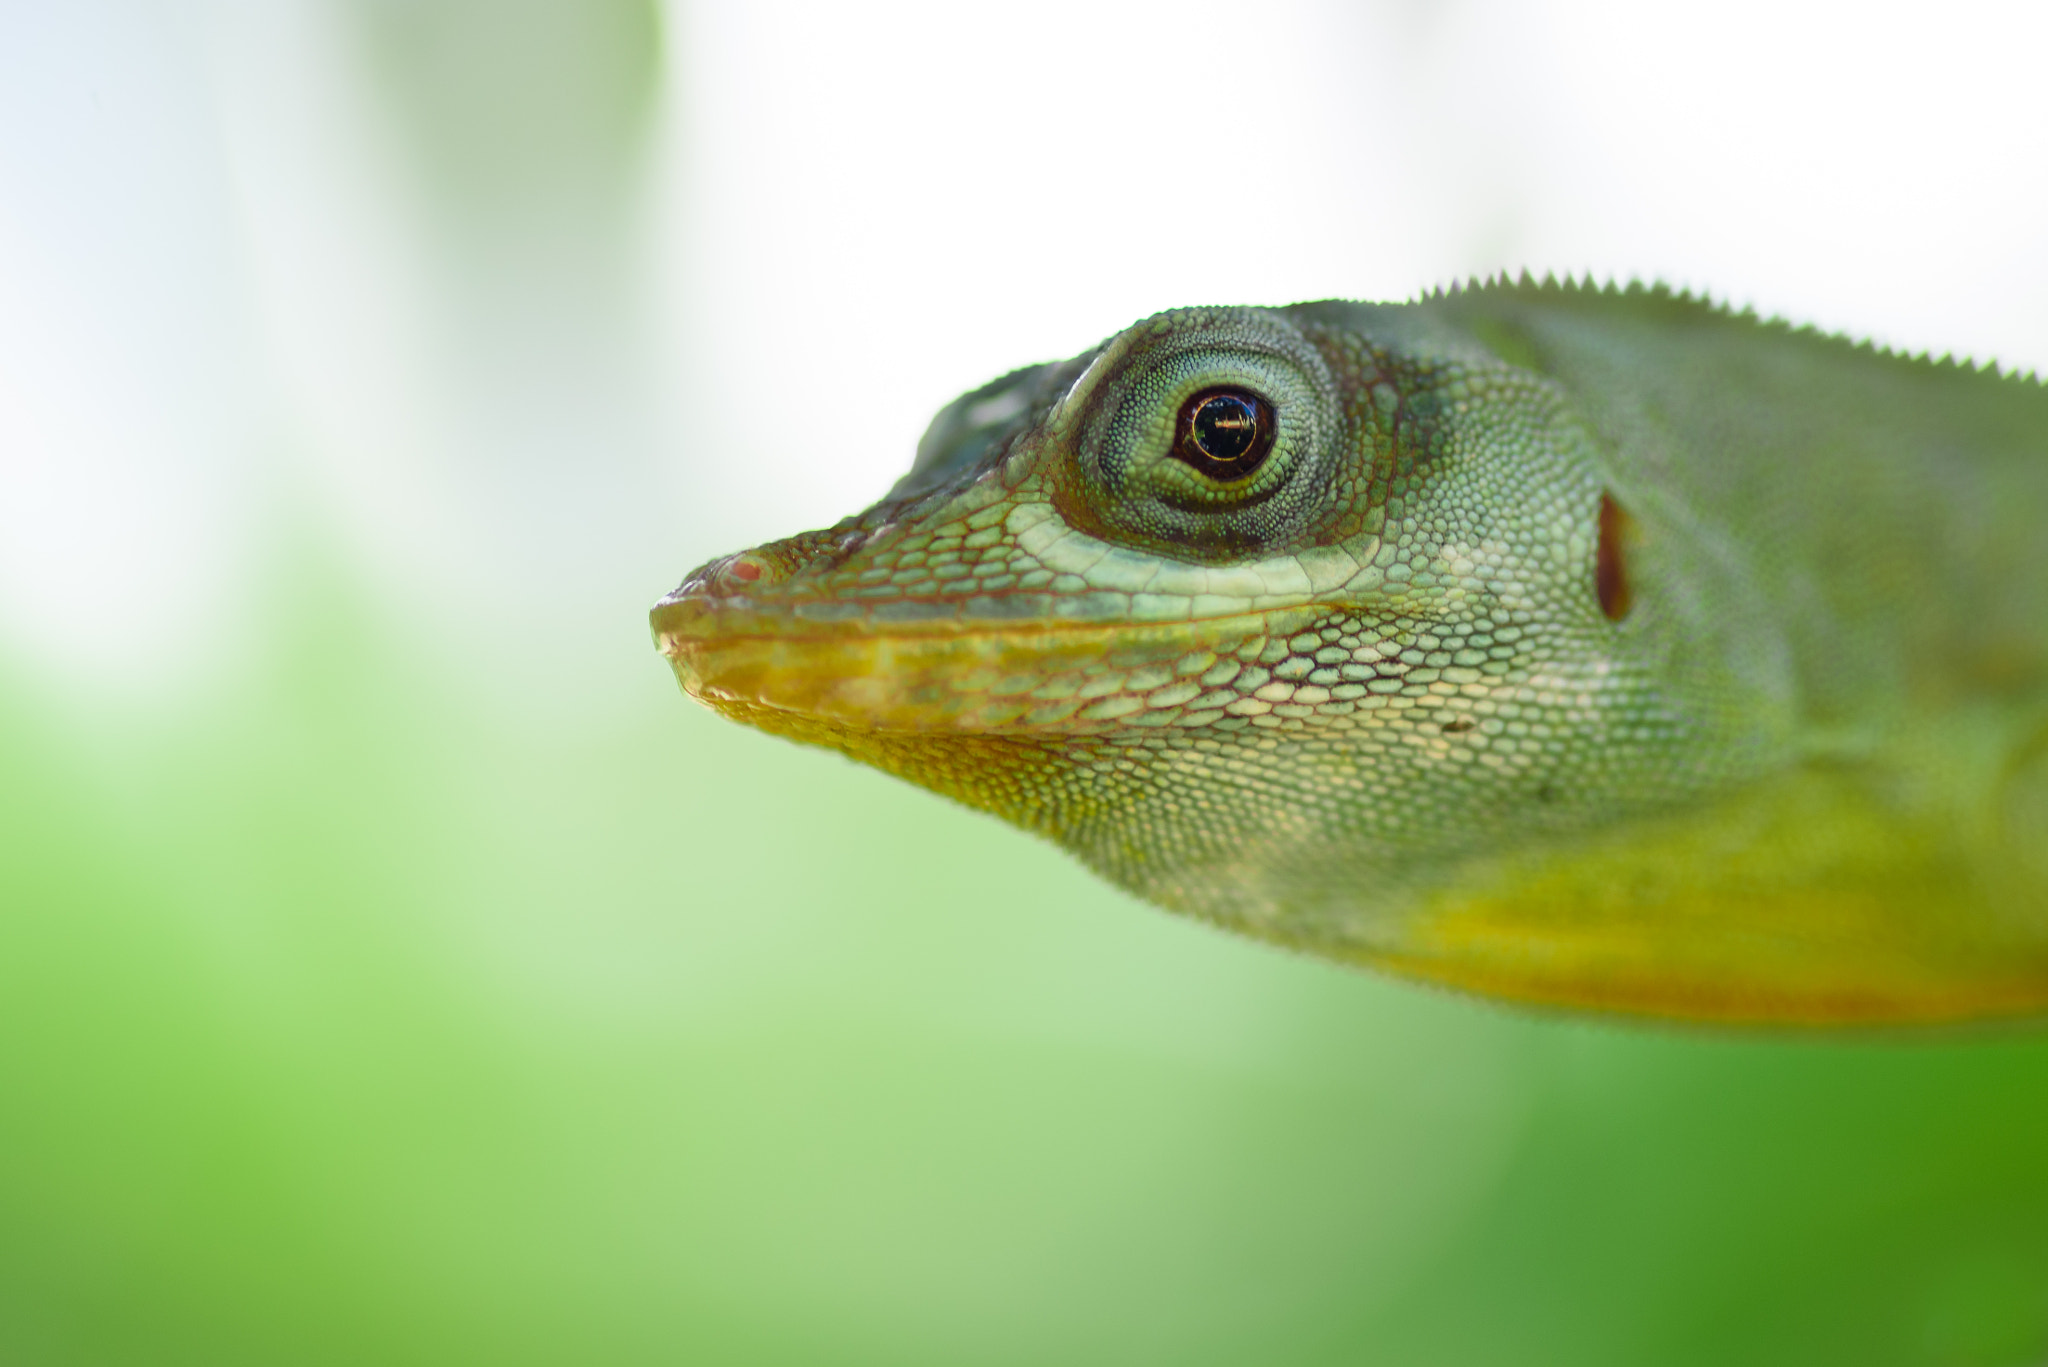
<box><xmin>653</xmin><ymin>279</ymin><xmax>2048</xmax><ymax>1025</ymax></box>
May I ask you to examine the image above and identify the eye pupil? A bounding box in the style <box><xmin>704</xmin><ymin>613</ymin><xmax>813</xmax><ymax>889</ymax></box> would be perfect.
<box><xmin>1192</xmin><ymin>394</ymin><xmax>1260</xmax><ymax>460</ymax></box>
<box><xmin>1172</xmin><ymin>388</ymin><xmax>1275</xmax><ymax>480</ymax></box>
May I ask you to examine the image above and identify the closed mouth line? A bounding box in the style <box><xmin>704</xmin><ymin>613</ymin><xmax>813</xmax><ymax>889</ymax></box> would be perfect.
<box><xmin>650</xmin><ymin>599</ymin><xmax>1403</xmax><ymax>645</ymax></box>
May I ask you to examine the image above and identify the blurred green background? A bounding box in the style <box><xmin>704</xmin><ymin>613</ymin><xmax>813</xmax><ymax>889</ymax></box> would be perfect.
<box><xmin>5</xmin><ymin>2</ymin><xmax>2048</xmax><ymax>1363</ymax></box>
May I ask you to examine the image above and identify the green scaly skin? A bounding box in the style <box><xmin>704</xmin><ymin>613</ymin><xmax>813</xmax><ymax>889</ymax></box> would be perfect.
<box><xmin>653</xmin><ymin>279</ymin><xmax>2048</xmax><ymax>1026</ymax></box>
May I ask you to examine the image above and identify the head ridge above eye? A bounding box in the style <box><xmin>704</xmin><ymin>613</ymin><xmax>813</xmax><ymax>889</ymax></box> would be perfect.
<box><xmin>1172</xmin><ymin>388</ymin><xmax>1276</xmax><ymax>480</ymax></box>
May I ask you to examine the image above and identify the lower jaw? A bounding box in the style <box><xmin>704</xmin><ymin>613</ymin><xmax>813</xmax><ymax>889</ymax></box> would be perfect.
<box><xmin>654</xmin><ymin>604</ymin><xmax>1331</xmax><ymax>735</ymax></box>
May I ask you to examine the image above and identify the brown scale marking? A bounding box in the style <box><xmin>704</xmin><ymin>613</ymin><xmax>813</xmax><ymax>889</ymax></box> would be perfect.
<box><xmin>1595</xmin><ymin>491</ymin><xmax>1635</xmax><ymax>622</ymax></box>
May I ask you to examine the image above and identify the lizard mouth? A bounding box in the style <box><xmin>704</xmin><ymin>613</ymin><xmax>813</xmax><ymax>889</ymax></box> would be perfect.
<box><xmin>651</xmin><ymin>591</ymin><xmax>1333</xmax><ymax>736</ymax></box>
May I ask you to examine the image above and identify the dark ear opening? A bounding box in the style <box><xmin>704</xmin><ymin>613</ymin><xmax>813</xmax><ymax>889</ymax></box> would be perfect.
<box><xmin>1595</xmin><ymin>492</ymin><xmax>1634</xmax><ymax>622</ymax></box>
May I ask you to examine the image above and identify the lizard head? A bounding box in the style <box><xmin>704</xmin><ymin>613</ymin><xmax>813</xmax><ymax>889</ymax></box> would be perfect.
<box><xmin>652</xmin><ymin>302</ymin><xmax>1765</xmax><ymax>950</ymax></box>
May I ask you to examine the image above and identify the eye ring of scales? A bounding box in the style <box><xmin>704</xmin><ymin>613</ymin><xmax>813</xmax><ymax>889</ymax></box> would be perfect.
<box><xmin>654</xmin><ymin>278</ymin><xmax>2048</xmax><ymax>1027</ymax></box>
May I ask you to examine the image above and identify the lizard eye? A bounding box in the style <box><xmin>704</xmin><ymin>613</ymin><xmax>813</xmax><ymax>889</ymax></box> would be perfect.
<box><xmin>1058</xmin><ymin>308</ymin><xmax>1340</xmax><ymax>561</ymax></box>
<box><xmin>1173</xmin><ymin>389</ymin><xmax>1275</xmax><ymax>481</ymax></box>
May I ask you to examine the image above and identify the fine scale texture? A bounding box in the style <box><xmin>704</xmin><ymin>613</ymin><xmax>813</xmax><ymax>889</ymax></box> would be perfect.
<box><xmin>654</xmin><ymin>279</ymin><xmax>2048</xmax><ymax>1026</ymax></box>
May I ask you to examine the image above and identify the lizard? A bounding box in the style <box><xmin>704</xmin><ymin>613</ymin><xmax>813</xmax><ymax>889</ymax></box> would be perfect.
<box><xmin>651</xmin><ymin>277</ymin><xmax>2048</xmax><ymax>1026</ymax></box>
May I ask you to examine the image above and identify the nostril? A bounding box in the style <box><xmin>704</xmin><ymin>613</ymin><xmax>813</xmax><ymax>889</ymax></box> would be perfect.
<box><xmin>661</xmin><ymin>550</ymin><xmax>780</xmax><ymax>609</ymax></box>
<box><xmin>709</xmin><ymin>554</ymin><xmax>774</xmax><ymax>593</ymax></box>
